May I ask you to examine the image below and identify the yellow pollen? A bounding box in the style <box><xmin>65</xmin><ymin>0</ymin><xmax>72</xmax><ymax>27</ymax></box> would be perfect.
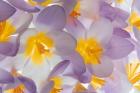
<box><xmin>126</xmin><ymin>62</ymin><xmax>140</xmax><ymax>90</ymax></box>
<box><xmin>4</xmin><ymin>84</ymin><xmax>25</xmax><ymax>93</ymax></box>
<box><xmin>0</xmin><ymin>21</ymin><xmax>16</xmax><ymax>42</ymax></box>
<box><xmin>25</xmin><ymin>32</ymin><xmax>54</xmax><ymax>64</ymax></box>
<box><xmin>91</xmin><ymin>75</ymin><xmax>105</xmax><ymax>89</ymax></box>
<box><xmin>76</xmin><ymin>38</ymin><xmax>103</xmax><ymax>64</ymax></box>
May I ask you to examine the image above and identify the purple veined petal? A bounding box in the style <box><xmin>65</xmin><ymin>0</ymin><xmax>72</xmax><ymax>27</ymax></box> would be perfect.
<box><xmin>105</xmin><ymin>35</ymin><xmax>134</xmax><ymax>59</ymax></box>
<box><xmin>47</xmin><ymin>30</ymin><xmax>76</xmax><ymax>56</ymax></box>
<box><xmin>48</xmin><ymin>60</ymin><xmax>70</xmax><ymax>79</ymax></box>
<box><xmin>0</xmin><ymin>68</ymin><xmax>14</xmax><ymax>84</ymax></box>
<box><xmin>0</xmin><ymin>35</ymin><xmax>19</xmax><ymax>56</ymax></box>
<box><xmin>0</xmin><ymin>0</ymin><xmax>16</xmax><ymax>21</ymax></box>
<box><xmin>40</xmin><ymin>81</ymin><xmax>54</xmax><ymax>93</ymax></box>
<box><xmin>35</xmin><ymin>5</ymin><xmax>66</xmax><ymax>32</ymax></box>
<box><xmin>17</xmin><ymin>76</ymin><xmax>37</xmax><ymax>93</ymax></box>
<box><xmin>66</xmin><ymin>16</ymin><xmax>86</xmax><ymax>39</ymax></box>
<box><xmin>91</xmin><ymin>55</ymin><xmax>114</xmax><ymax>77</ymax></box>
<box><xmin>62</xmin><ymin>51</ymin><xmax>86</xmax><ymax>76</ymax></box>
<box><xmin>7</xmin><ymin>0</ymin><xmax>40</xmax><ymax>12</ymax></box>
<box><xmin>113</xmin><ymin>28</ymin><xmax>131</xmax><ymax>38</ymax></box>
<box><xmin>9</xmin><ymin>10</ymin><xmax>33</xmax><ymax>35</ymax></box>
<box><xmin>88</xmin><ymin>17</ymin><xmax>113</xmax><ymax>46</ymax></box>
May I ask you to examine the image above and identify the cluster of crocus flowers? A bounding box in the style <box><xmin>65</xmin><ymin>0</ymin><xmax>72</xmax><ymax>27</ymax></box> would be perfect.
<box><xmin>1</xmin><ymin>0</ymin><xmax>140</xmax><ymax>93</ymax></box>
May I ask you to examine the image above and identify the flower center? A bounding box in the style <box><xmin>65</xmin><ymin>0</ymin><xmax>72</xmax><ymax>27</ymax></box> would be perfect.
<box><xmin>27</xmin><ymin>0</ymin><xmax>52</xmax><ymax>6</ymax></box>
<box><xmin>76</xmin><ymin>38</ymin><xmax>103</xmax><ymax>64</ymax></box>
<box><xmin>4</xmin><ymin>84</ymin><xmax>25</xmax><ymax>93</ymax></box>
<box><xmin>126</xmin><ymin>62</ymin><xmax>140</xmax><ymax>90</ymax></box>
<box><xmin>0</xmin><ymin>21</ymin><xmax>15</xmax><ymax>42</ymax></box>
<box><xmin>25</xmin><ymin>32</ymin><xmax>54</xmax><ymax>64</ymax></box>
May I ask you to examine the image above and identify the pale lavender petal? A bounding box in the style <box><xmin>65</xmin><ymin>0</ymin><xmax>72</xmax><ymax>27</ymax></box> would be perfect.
<box><xmin>63</xmin><ymin>51</ymin><xmax>86</xmax><ymax>75</ymax></box>
<box><xmin>113</xmin><ymin>28</ymin><xmax>131</xmax><ymax>38</ymax></box>
<box><xmin>47</xmin><ymin>30</ymin><xmax>76</xmax><ymax>56</ymax></box>
<box><xmin>88</xmin><ymin>17</ymin><xmax>113</xmax><ymax>46</ymax></box>
<box><xmin>78</xmin><ymin>69</ymin><xmax>92</xmax><ymax>83</ymax></box>
<box><xmin>61</xmin><ymin>0</ymin><xmax>77</xmax><ymax>15</ymax></box>
<box><xmin>7</xmin><ymin>0</ymin><xmax>40</xmax><ymax>12</ymax></box>
<box><xmin>0</xmin><ymin>68</ymin><xmax>14</xmax><ymax>83</ymax></box>
<box><xmin>17</xmin><ymin>76</ymin><xmax>37</xmax><ymax>93</ymax></box>
<box><xmin>40</xmin><ymin>81</ymin><xmax>54</xmax><ymax>93</ymax></box>
<box><xmin>0</xmin><ymin>1</ymin><xmax>16</xmax><ymax>21</ymax></box>
<box><xmin>35</xmin><ymin>5</ymin><xmax>66</xmax><ymax>31</ymax></box>
<box><xmin>105</xmin><ymin>35</ymin><xmax>134</xmax><ymax>59</ymax></box>
<box><xmin>91</xmin><ymin>56</ymin><xmax>114</xmax><ymax>77</ymax></box>
<box><xmin>48</xmin><ymin>60</ymin><xmax>70</xmax><ymax>79</ymax></box>
<box><xmin>0</xmin><ymin>35</ymin><xmax>19</xmax><ymax>56</ymax></box>
<box><xmin>133</xmin><ymin>27</ymin><xmax>140</xmax><ymax>41</ymax></box>
<box><xmin>66</xmin><ymin>17</ymin><xmax>86</xmax><ymax>39</ymax></box>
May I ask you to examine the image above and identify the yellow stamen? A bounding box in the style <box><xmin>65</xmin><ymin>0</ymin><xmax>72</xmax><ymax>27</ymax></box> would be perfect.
<box><xmin>25</xmin><ymin>32</ymin><xmax>54</xmax><ymax>64</ymax></box>
<box><xmin>126</xmin><ymin>62</ymin><xmax>140</xmax><ymax>90</ymax></box>
<box><xmin>4</xmin><ymin>84</ymin><xmax>25</xmax><ymax>93</ymax></box>
<box><xmin>91</xmin><ymin>75</ymin><xmax>105</xmax><ymax>89</ymax></box>
<box><xmin>70</xmin><ymin>2</ymin><xmax>81</xmax><ymax>18</ymax></box>
<box><xmin>129</xmin><ymin>11</ymin><xmax>140</xmax><ymax>30</ymax></box>
<box><xmin>51</xmin><ymin>77</ymin><xmax>63</xmax><ymax>93</ymax></box>
<box><xmin>0</xmin><ymin>21</ymin><xmax>16</xmax><ymax>42</ymax></box>
<box><xmin>76</xmin><ymin>38</ymin><xmax>103</xmax><ymax>64</ymax></box>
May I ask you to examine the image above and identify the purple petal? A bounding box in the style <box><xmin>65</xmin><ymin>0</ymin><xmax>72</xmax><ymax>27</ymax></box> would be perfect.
<box><xmin>0</xmin><ymin>68</ymin><xmax>14</xmax><ymax>84</ymax></box>
<box><xmin>63</xmin><ymin>52</ymin><xmax>86</xmax><ymax>75</ymax></box>
<box><xmin>7</xmin><ymin>0</ymin><xmax>40</xmax><ymax>12</ymax></box>
<box><xmin>91</xmin><ymin>56</ymin><xmax>114</xmax><ymax>77</ymax></box>
<box><xmin>61</xmin><ymin>0</ymin><xmax>77</xmax><ymax>15</ymax></box>
<box><xmin>48</xmin><ymin>60</ymin><xmax>70</xmax><ymax>79</ymax></box>
<box><xmin>47</xmin><ymin>30</ymin><xmax>76</xmax><ymax>56</ymax></box>
<box><xmin>66</xmin><ymin>17</ymin><xmax>86</xmax><ymax>39</ymax></box>
<box><xmin>113</xmin><ymin>28</ymin><xmax>131</xmax><ymax>38</ymax></box>
<box><xmin>105</xmin><ymin>35</ymin><xmax>134</xmax><ymax>59</ymax></box>
<box><xmin>40</xmin><ymin>81</ymin><xmax>54</xmax><ymax>93</ymax></box>
<box><xmin>78</xmin><ymin>69</ymin><xmax>92</xmax><ymax>83</ymax></box>
<box><xmin>35</xmin><ymin>5</ymin><xmax>66</xmax><ymax>31</ymax></box>
<box><xmin>0</xmin><ymin>35</ymin><xmax>19</xmax><ymax>56</ymax></box>
<box><xmin>88</xmin><ymin>17</ymin><xmax>113</xmax><ymax>46</ymax></box>
<box><xmin>0</xmin><ymin>1</ymin><xmax>16</xmax><ymax>21</ymax></box>
<box><xmin>17</xmin><ymin>76</ymin><xmax>37</xmax><ymax>93</ymax></box>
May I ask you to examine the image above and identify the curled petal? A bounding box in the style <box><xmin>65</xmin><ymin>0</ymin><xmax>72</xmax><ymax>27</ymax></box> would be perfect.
<box><xmin>7</xmin><ymin>0</ymin><xmax>40</xmax><ymax>12</ymax></box>
<box><xmin>0</xmin><ymin>1</ymin><xmax>16</xmax><ymax>21</ymax></box>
